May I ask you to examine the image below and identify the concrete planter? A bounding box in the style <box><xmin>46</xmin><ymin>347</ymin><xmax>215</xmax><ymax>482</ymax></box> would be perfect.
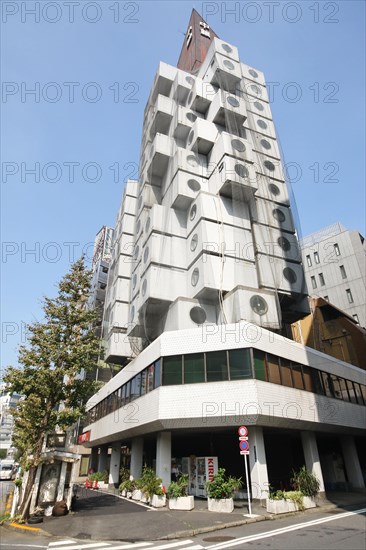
<box><xmin>150</xmin><ymin>494</ymin><xmax>166</xmax><ymax>508</ymax></box>
<box><xmin>208</xmin><ymin>498</ymin><xmax>234</xmax><ymax>513</ymax></box>
<box><xmin>132</xmin><ymin>489</ymin><xmax>143</xmax><ymax>501</ymax></box>
<box><xmin>169</xmin><ymin>496</ymin><xmax>194</xmax><ymax>511</ymax></box>
<box><xmin>97</xmin><ymin>481</ymin><xmax>108</xmax><ymax>489</ymax></box>
<box><xmin>266</xmin><ymin>496</ymin><xmax>316</xmax><ymax>514</ymax></box>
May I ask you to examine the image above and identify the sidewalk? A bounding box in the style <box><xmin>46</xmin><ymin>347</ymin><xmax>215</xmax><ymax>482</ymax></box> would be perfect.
<box><xmin>36</xmin><ymin>486</ymin><xmax>366</xmax><ymax>542</ymax></box>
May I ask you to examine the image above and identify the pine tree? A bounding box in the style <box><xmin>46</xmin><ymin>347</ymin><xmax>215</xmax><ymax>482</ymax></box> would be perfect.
<box><xmin>4</xmin><ymin>257</ymin><xmax>100</xmax><ymax>518</ymax></box>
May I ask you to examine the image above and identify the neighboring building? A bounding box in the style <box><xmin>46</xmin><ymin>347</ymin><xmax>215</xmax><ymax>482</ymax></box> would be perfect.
<box><xmin>81</xmin><ymin>11</ymin><xmax>366</xmax><ymax>498</ymax></box>
<box><xmin>300</xmin><ymin>223</ymin><xmax>366</xmax><ymax>328</ymax></box>
<box><xmin>0</xmin><ymin>383</ymin><xmax>21</xmax><ymax>458</ymax></box>
<box><xmin>291</xmin><ymin>296</ymin><xmax>366</xmax><ymax>369</ymax></box>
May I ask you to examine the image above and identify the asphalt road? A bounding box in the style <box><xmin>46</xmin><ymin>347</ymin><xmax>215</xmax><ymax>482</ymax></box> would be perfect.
<box><xmin>0</xmin><ymin>505</ymin><xmax>365</xmax><ymax>550</ymax></box>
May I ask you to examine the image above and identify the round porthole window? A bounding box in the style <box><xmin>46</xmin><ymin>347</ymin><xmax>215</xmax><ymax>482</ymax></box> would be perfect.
<box><xmin>142</xmin><ymin>279</ymin><xmax>147</xmax><ymax>296</ymax></box>
<box><xmin>187</xmin><ymin>154</ymin><xmax>199</xmax><ymax>167</ymax></box>
<box><xmin>283</xmin><ymin>267</ymin><xmax>297</xmax><ymax>283</ymax></box>
<box><xmin>132</xmin><ymin>274</ymin><xmax>137</xmax><ymax>290</ymax></box>
<box><xmin>130</xmin><ymin>306</ymin><xmax>135</xmax><ymax>322</ymax></box>
<box><xmin>257</xmin><ymin>119</ymin><xmax>268</xmax><ymax>130</ymax></box>
<box><xmin>134</xmin><ymin>245</ymin><xmax>139</xmax><ymax>260</ymax></box>
<box><xmin>190</xmin><ymin>234</ymin><xmax>198</xmax><ymax>252</ymax></box>
<box><xmin>187</xmin><ymin>91</ymin><xmax>193</xmax><ymax>105</ymax></box>
<box><xmin>261</xmin><ymin>139</ymin><xmax>271</xmax><ymax>150</ymax></box>
<box><xmin>223</xmin><ymin>59</ymin><xmax>235</xmax><ymax>70</ymax></box>
<box><xmin>143</xmin><ymin>247</ymin><xmax>149</xmax><ymax>263</ymax></box>
<box><xmin>250</xmin><ymin>85</ymin><xmax>261</xmax><ymax>96</ymax></box>
<box><xmin>249</xmin><ymin>69</ymin><xmax>259</xmax><ymax>78</ymax></box>
<box><xmin>186</xmin><ymin>76</ymin><xmax>195</xmax><ymax>85</ymax></box>
<box><xmin>231</xmin><ymin>139</ymin><xmax>246</xmax><ymax>152</ymax></box>
<box><xmin>250</xmin><ymin>295</ymin><xmax>268</xmax><ymax>316</ymax></box>
<box><xmin>268</xmin><ymin>183</ymin><xmax>280</xmax><ymax>196</ymax></box>
<box><xmin>227</xmin><ymin>95</ymin><xmax>240</xmax><ymax>107</ymax></box>
<box><xmin>188</xmin><ymin>179</ymin><xmax>201</xmax><ymax>192</ymax></box>
<box><xmin>186</xmin><ymin>112</ymin><xmax>197</xmax><ymax>122</ymax></box>
<box><xmin>253</xmin><ymin>101</ymin><xmax>264</xmax><ymax>111</ymax></box>
<box><xmin>190</xmin><ymin>306</ymin><xmax>207</xmax><ymax>324</ymax></box>
<box><xmin>278</xmin><ymin>236</ymin><xmax>291</xmax><ymax>251</ymax></box>
<box><xmin>222</xmin><ymin>43</ymin><xmax>233</xmax><ymax>53</ymax></box>
<box><xmin>235</xmin><ymin>164</ymin><xmax>249</xmax><ymax>178</ymax></box>
<box><xmin>136</xmin><ymin>220</ymin><xmax>141</xmax><ymax>233</ymax></box>
<box><xmin>190</xmin><ymin>204</ymin><xmax>197</xmax><ymax>221</ymax></box>
<box><xmin>264</xmin><ymin>160</ymin><xmax>275</xmax><ymax>172</ymax></box>
<box><xmin>272</xmin><ymin>208</ymin><xmax>286</xmax><ymax>222</ymax></box>
<box><xmin>191</xmin><ymin>268</ymin><xmax>199</xmax><ymax>287</ymax></box>
<box><xmin>145</xmin><ymin>217</ymin><xmax>151</xmax><ymax>233</ymax></box>
<box><xmin>188</xmin><ymin>130</ymin><xmax>194</xmax><ymax>146</ymax></box>
<box><xmin>137</xmin><ymin>196</ymin><xmax>142</xmax><ymax>210</ymax></box>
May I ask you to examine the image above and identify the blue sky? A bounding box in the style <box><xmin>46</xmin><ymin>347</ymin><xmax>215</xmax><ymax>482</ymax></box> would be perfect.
<box><xmin>1</xmin><ymin>1</ymin><xmax>365</xmax><ymax>368</ymax></box>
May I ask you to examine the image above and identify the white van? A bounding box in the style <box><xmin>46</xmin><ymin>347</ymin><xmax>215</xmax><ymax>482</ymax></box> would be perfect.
<box><xmin>0</xmin><ymin>460</ymin><xmax>16</xmax><ymax>481</ymax></box>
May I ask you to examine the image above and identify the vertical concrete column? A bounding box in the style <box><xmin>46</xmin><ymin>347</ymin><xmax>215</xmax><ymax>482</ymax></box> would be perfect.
<box><xmin>301</xmin><ymin>431</ymin><xmax>325</xmax><ymax>493</ymax></box>
<box><xmin>248</xmin><ymin>426</ymin><xmax>269</xmax><ymax>502</ymax></box>
<box><xmin>98</xmin><ymin>446</ymin><xmax>109</xmax><ymax>472</ymax></box>
<box><xmin>90</xmin><ymin>447</ymin><xmax>99</xmax><ymax>472</ymax></box>
<box><xmin>109</xmin><ymin>443</ymin><xmax>122</xmax><ymax>487</ymax></box>
<box><xmin>156</xmin><ymin>431</ymin><xmax>171</xmax><ymax>490</ymax></box>
<box><xmin>130</xmin><ymin>437</ymin><xmax>143</xmax><ymax>480</ymax></box>
<box><xmin>56</xmin><ymin>462</ymin><xmax>68</xmax><ymax>501</ymax></box>
<box><xmin>341</xmin><ymin>436</ymin><xmax>365</xmax><ymax>489</ymax></box>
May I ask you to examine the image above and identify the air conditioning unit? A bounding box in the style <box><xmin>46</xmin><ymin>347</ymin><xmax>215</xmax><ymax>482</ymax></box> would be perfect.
<box><xmin>188</xmin><ymin>253</ymin><xmax>258</xmax><ymax>299</ymax></box>
<box><xmin>250</xmin><ymin>198</ymin><xmax>295</xmax><ymax>233</ymax></box>
<box><xmin>223</xmin><ymin>286</ymin><xmax>280</xmax><ymax>329</ymax></box>
<box><xmin>148</xmin><ymin>94</ymin><xmax>174</xmax><ymax>140</ymax></box>
<box><xmin>187</xmin><ymin>119</ymin><xmax>218</xmax><ymax>155</ymax></box>
<box><xmin>209</xmin><ymin>155</ymin><xmax>257</xmax><ymax>200</ymax></box>
<box><xmin>140</xmin><ymin>233</ymin><xmax>187</xmax><ymax>277</ymax></box>
<box><xmin>240</xmin><ymin>63</ymin><xmax>266</xmax><ymax>86</ymax></box>
<box><xmin>207</xmin><ymin>89</ymin><xmax>247</xmax><ymax>127</ymax></box>
<box><xmin>186</xmin><ymin>78</ymin><xmax>217</xmax><ymax>114</ymax></box>
<box><xmin>256</xmin><ymin>255</ymin><xmax>306</xmax><ymax>295</ymax></box>
<box><xmin>163</xmin><ymin>170</ymin><xmax>207</xmax><ymax>210</ymax></box>
<box><xmin>187</xmin><ymin>193</ymin><xmax>251</xmax><ymax>234</ymax></box>
<box><xmin>208</xmin><ymin>132</ymin><xmax>254</xmax><ymax>176</ymax></box>
<box><xmin>203</xmin><ymin>52</ymin><xmax>242</xmax><ymax>92</ymax></box>
<box><xmin>171</xmin><ymin>70</ymin><xmax>196</xmax><ymax>105</ymax></box>
<box><xmin>187</xmin><ymin>219</ymin><xmax>255</xmax><ymax>268</ymax></box>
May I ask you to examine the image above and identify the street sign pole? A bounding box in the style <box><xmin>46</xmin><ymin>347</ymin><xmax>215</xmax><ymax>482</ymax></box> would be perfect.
<box><xmin>244</xmin><ymin>453</ymin><xmax>252</xmax><ymax>517</ymax></box>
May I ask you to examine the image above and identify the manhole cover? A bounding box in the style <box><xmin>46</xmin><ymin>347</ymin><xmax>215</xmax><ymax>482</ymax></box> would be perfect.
<box><xmin>203</xmin><ymin>536</ymin><xmax>236</xmax><ymax>542</ymax></box>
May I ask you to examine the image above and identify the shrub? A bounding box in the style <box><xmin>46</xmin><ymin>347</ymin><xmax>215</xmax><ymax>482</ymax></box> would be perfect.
<box><xmin>283</xmin><ymin>490</ymin><xmax>305</xmax><ymax>510</ymax></box>
<box><xmin>167</xmin><ymin>474</ymin><xmax>189</xmax><ymax>498</ymax></box>
<box><xmin>205</xmin><ymin>468</ymin><xmax>242</xmax><ymax>499</ymax></box>
<box><xmin>119</xmin><ymin>478</ymin><xmax>137</xmax><ymax>493</ymax></box>
<box><xmin>90</xmin><ymin>471</ymin><xmax>108</xmax><ymax>483</ymax></box>
<box><xmin>119</xmin><ymin>467</ymin><xmax>130</xmax><ymax>483</ymax></box>
<box><xmin>138</xmin><ymin>466</ymin><xmax>163</xmax><ymax>498</ymax></box>
<box><xmin>291</xmin><ymin>466</ymin><xmax>320</xmax><ymax>497</ymax></box>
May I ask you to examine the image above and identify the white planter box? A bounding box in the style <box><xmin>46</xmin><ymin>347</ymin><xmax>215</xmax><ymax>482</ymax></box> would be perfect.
<box><xmin>132</xmin><ymin>490</ymin><xmax>143</xmax><ymax>501</ymax></box>
<box><xmin>97</xmin><ymin>482</ymin><xmax>108</xmax><ymax>489</ymax></box>
<box><xmin>266</xmin><ymin>496</ymin><xmax>316</xmax><ymax>514</ymax></box>
<box><xmin>208</xmin><ymin>498</ymin><xmax>234</xmax><ymax>513</ymax></box>
<box><xmin>169</xmin><ymin>496</ymin><xmax>194</xmax><ymax>511</ymax></box>
<box><xmin>150</xmin><ymin>494</ymin><xmax>166</xmax><ymax>508</ymax></box>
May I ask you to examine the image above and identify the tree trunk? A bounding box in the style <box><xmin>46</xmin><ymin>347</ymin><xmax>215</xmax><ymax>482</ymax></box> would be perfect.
<box><xmin>19</xmin><ymin>466</ymin><xmax>37</xmax><ymax>519</ymax></box>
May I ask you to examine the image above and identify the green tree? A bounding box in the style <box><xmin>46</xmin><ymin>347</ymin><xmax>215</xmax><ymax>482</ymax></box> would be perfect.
<box><xmin>4</xmin><ymin>258</ymin><xmax>100</xmax><ymax>518</ymax></box>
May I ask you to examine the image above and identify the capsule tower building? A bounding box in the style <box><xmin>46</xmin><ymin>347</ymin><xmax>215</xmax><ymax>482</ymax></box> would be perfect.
<box><xmin>85</xmin><ymin>11</ymin><xmax>366</xmax><ymax>498</ymax></box>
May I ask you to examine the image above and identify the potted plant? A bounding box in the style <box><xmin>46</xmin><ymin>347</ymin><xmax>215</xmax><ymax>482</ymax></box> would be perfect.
<box><xmin>119</xmin><ymin>478</ymin><xmax>137</xmax><ymax>499</ymax></box>
<box><xmin>266</xmin><ymin>467</ymin><xmax>320</xmax><ymax>514</ymax></box>
<box><xmin>138</xmin><ymin>466</ymin><xmax>166</xmax><ymax>507</ymax></box>
<box><xmin>167</xmin><ymin>474</ymin><xmax>194</xmax><ymax>510</ymax></box>
<box><xmin>206</xmin><ymin>468</ymin><xmax>242</xmax><ymax>513</ymax></box>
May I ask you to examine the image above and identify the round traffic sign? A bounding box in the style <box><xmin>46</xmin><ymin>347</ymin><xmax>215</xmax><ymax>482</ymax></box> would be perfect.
<box><xmin>238</xmin><ymin>426</ymin><xmax>248</xmax><ymax>437</ymax></box>
<box><xmin>239</xmin><ymin>440</ymin><xmax>249</xmax><ymax>452</ymax></box>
